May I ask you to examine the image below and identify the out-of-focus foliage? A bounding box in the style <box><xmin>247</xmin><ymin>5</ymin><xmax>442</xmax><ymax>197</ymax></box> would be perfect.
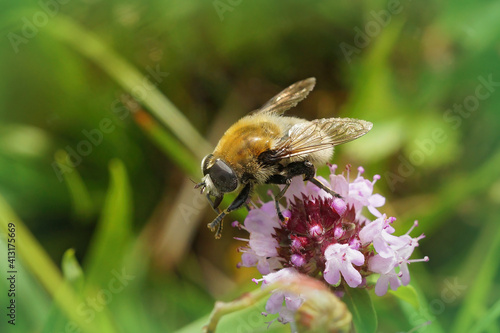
<box><xmin>0</xmin><ymin>0</ymin><xmax>499</xmax><ymax>332</ymax></box>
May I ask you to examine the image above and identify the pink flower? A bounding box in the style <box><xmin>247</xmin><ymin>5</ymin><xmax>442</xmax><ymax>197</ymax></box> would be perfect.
<box><xmin>235</xmin><ymin>165</ymin><xmax>428</xmax><ymax>327</ymax></box>
<box><xmin>327</xmin><ymin>165</ymin><xmax>385</xmax><ymax>218</ymax></box>
<box><xmin>347</xmin><ymin>167</ymin><xmax>385</xmax><ymax>217</ymax></box>
<box><xmin>324</xmin><ymin>243</ymin><xmax>364</xmax><ymax>288</ymax></box>
<box><xmin>366</xmin><ymin>221</ymin><xmax>429</xmax><ymax>295</ymax></box>
<box><xmin>235</xmin><ymin>201</ymin><xmax>282</xmax><ymax>274</ymax></box>
<box><xmin>368</xmin><ymin>255</ymin><xmax>402</xmax><ymax>296</ymax></box>
<box><xmin>359</xmin><ymin>215</ymin><xmax>403</xmax><ymax>258</ymax></box>
<box><xmin>254</xmin><ymin>268</ymin><xmax>305</xmax><ymax>324</ymax></box>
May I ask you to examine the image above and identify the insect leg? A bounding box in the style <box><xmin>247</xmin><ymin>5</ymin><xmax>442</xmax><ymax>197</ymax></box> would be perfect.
<box><xmin>266</xmin><ymin>161</ymin><xmax>315</xmax><ymax>221</ymax></box>
<box><xmin>266</xmin><ymin>161</ymin><xmax>343</xmax><ymax>220</ymax></box>
<box><xmin>275</xmin><ymin>180</ymin><xmax>291</xmax><ymax>222</ymax></box>
<box><xmin>268</xmin><ymin>161</ymin><xmax>342</xmax><ymax>198</ymax></box>
<box><xmin>206</xmin><ymin>194</ymin><xmax>223</xmax><ymax>214</ymax></box>
<box><xmin>207</xmin><ymin>183</ymin><xmax>252</xmax><ymax>239</ymax></box>
<box><xmin>208</xmin><ymin>211</ymin><xmax>226</xmax><ymax>239</ymax></box>
<box><xmin>309</xmin><ymin>177</ymin><xmax>342</xmax><ymax>198</ymax></box>
<box><xmin>275</xmin><ymin>160</ymin><xmax>316</xmax><ymax>180</ymax></box>
<box><xmin>282</xmin><ymin>161</ymin><xmax>342</xmax><ymax>198</ymax></box>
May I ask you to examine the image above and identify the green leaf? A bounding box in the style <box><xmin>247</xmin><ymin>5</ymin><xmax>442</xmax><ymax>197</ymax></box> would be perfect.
<box><xmin>55</xmin><ymin>149</ymin><xmax>94</xmax><ymax>222</ymax></box>
<box><xmin>0</xmin><ymin>195</ymin><xmax>108</xmax><ymax>333</ymax></box>
<box><xmin>62</xmin><ymin>248</ymin><xmax>84</xmax><ymax>292</ymax></box>
<box><xmin>0</xmin><ymin>237</ymin><xmax>50</xmax><ymax>332</ymax></box>
<box><xmin>84</xmin><ymin>159</ymin><xmax>133</xmax><ymax>289</ymax></box>
<box><xmin>470</xmin><ymin>298</ymin><xmax>500</xmax><ymax>333</ymax></box>
<box><xmin>43</xmin><ymin>161</ymin><xmax>136</xmax><ymax>333</ymax></box>
<box><xmin>395</xmin><ymin>264</ymin><xmax>446</xmax><ymax>333</ymax></box>
<box><xmin>41</xmin><ymin>249</ymin><xmax>87</xmax><ymax>333</ymax></box>
<box><xmin>451</xmin><ymin>213</ymin><xmax>500</xmax><ymax>333</ymax></box>
<box><xmin>389</xmin><ymin>285</ymin><xmax>420</xmax><ymax>311</ymax></box>
<box><xmin>343</xmin><ymin>287</ymin><xmax>377</xmax><ymax>333</ymax></box>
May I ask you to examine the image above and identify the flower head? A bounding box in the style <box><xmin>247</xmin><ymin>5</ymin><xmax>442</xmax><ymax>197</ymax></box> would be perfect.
<box><xmin>235</xmin><ymin>165</ymin><xmax>428</xmax><ymax>326</ymax></box>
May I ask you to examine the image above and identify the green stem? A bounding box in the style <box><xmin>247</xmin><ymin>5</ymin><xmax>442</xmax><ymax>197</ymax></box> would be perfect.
<box><xmin>202</xmin><ymin>288</ymin><xmax>269</xmax><ymax>333</ymax></box>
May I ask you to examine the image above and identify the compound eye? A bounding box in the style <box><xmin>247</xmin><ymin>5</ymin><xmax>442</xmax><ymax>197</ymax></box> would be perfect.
<box><xmin>209</xmin><ymin>159</ymin><xmax>239</xmax><ymax>193</ymax></box>
<box><xmin>201</xmin><ymin>154</ymin><xmax>213</xmax><ymax>175</ymax></box>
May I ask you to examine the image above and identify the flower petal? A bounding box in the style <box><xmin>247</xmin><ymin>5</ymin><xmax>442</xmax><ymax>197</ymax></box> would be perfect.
<box><xmin>330</xmin><ymin>174</ymin><xmax>349</xmax><ymax>196</ymax></box>
<box><xmin>373</xmin><ymin>236</ymin><xmax>394</xmax><ymax>258</ymax></box>
<box><xmin>323</xmin><ymin>260</ymin><xmax>341</xmax><ymax>286</ymax></box>
<box><xmin>256</xmin><ymin>259</ymin><xmax>272</xmax><ymax>275</ymax></box>
<box><xmin>332</xmin><ymin>198</ymin><xmax>347</xmax><ymax>216</ymax></box>
<box><xmin>262</xmin><ymin>267</ymin><xmax>298</xmax><ymax>286</ymax></box>
<box><xmin>368</xmin><ymin>255</ymin><xmax>396</xmax><ymax>274</ymax></box>
<box><xmin>399</xmin><ymin>262</ymin><xmax>411</xmax><ymax>285</ymax></box>
<box><xmin>278</xmin><ymin>306</ymin><xmax>295</xmax><ymax>324</ymax></box>
<box><xmin>367</xmin><ymin>205</ymin><xmax>382</xmax><ymax>218</ymax></box>
<box><xmin>249</xmin><ymin>232</ymin><xmax>278</xmax><ymax>257</ymax></box>
<box><xmin>340</xmin><ymin>260</ymin><xmax>362</xmax><ymax>288</ymax></box>
<box><xmin>307</xmin><ymin>176</ymin><xmax>332</xmax><ymax>200</ymax></box>
<box><xmin>241</xmin><ymin>252</ymin><xmax>258</xmax><ymax>267</ymax></box>
<box><xmin>259</xmin><ymin>257</ymin><xmax>282</xmax><ymax>275</ymax></box>
<box><xmin>368</xmin><ymin>193</ymin><xmax>385</xmax><ymax>208</ymax></box>
<box><xmin>347</xmin><ymin>247</ymin><xmax>365</xmax><ymax>266</ymax></box>
<box><xmin>388</xmin><ymin>273</ymin><xmax>402</xmax><ymax>291</ymax></box>
<box><xmin>283</xmin><ymin>176</ymin><xmax>307</xmax><ymax>203</ymax></box>
<box><xmin>265</xmin><ymin>292</ymin><xmax>284</xmax><ymax>314</ymax></box>
<box><xmin>245</xmin><ymin>204</ymin><xmax>279</xmax><ymax>234</ymax></box>
<box><xmin>284</xmin><ymin>294</ymin><xmax>304</xmax><ymax>312</ymax></box>
<box><xmin>374</xmin><ymin>275</ymin><xmax>390</xmax><ymax>296</ymax></box>
<box><xmin>359</xmin><ymin>216</ymin><xmax>384</xmax><ymax>244</ymax></box>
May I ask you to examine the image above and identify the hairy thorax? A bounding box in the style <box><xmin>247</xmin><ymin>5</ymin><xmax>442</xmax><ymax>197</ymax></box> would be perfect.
<box><xmin>213</xmin><ymin>116</ymin><xmax>282</xmax><ymax>180</ymax></box>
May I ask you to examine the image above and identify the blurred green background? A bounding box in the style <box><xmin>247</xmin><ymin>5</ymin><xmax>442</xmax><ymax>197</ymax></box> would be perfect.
<box><xmin>1</xmin><ymin>0</ymin><xmax>500</xmax><ymax>332</ymax></box>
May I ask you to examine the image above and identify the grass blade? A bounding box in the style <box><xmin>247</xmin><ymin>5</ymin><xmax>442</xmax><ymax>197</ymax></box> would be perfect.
<box><xmin>130</xmin><ymin>103</ymin><xmax>200</xmax><ymax>178</ymax></box>
<box><xmin>451</xmin><ymin>213</ymin><xmax>500</xmax><ymax>333</ymax></box>
<box><xmin>84</xmin><ymin>159</ymin><xmax>133</xmax><ymax>288</ymax></box>
<box><xmin>55</xmin><ymin>149</ymin><xmax>94</xmax><ymax>222</ymax></box>
<box><xmin>0</xmin><ymin>195</ymin><xmax>109</xmax><ymax>333</ymax></box>
<box><xmin>46</xmin><ymin>15</ymin><xmax>211</xmax><ymax>160</ymax></box>
<box><xmin>469</xmin><ymin>298</ymin><xmax>500</xmax><ymax>333</ymax></box>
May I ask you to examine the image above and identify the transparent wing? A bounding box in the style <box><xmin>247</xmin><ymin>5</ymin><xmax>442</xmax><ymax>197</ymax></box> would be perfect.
<box><xmin>266</xmin><ymin>118</ymin><xmax>373</xmax><ymax>161</ymax></box>
<box><xmin>255</xmin><ymin>78</ymin><xmax>316</xmax><ymax>115</ymax></box>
